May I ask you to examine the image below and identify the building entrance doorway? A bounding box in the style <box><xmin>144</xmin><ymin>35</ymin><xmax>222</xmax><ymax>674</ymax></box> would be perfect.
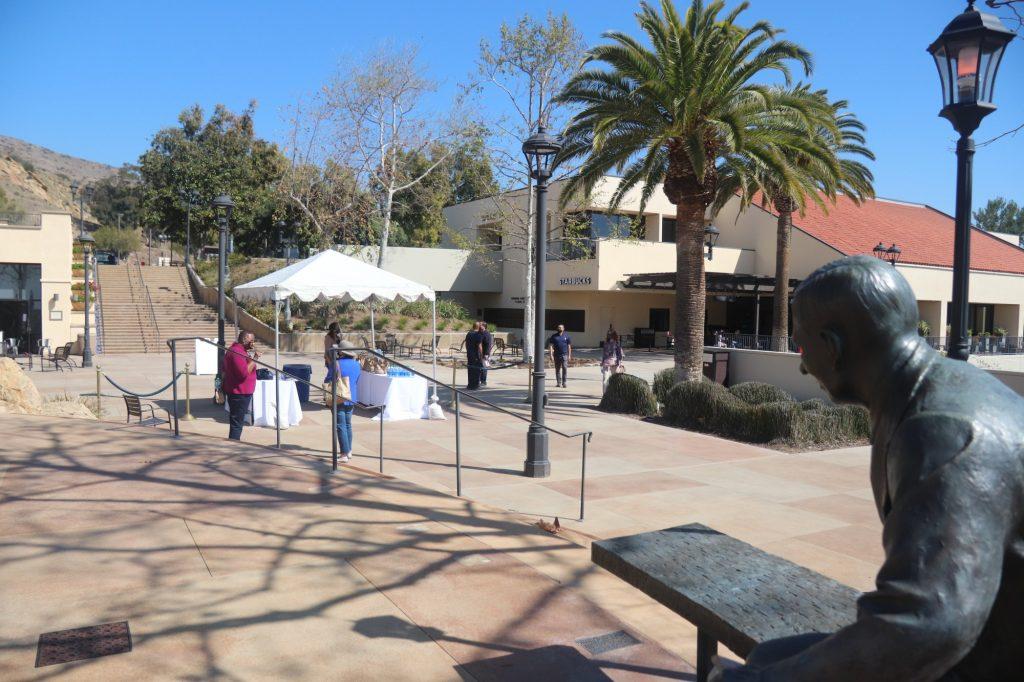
<box><xmin>0</xmin><ymin>264</ymin><xmax>42</xmax><ymax>353</ymax></box>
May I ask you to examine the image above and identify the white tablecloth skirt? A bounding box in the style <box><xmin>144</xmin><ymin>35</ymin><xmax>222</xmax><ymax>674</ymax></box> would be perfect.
<box><xmin>357</xmin><ymin>372</ymin><xmax>429</xmax><ymax>421</ymax></box>
<box><xmin>225</xmin><ymin>379</ymin><xmax>303</xmax><ymax>428</ymax></box>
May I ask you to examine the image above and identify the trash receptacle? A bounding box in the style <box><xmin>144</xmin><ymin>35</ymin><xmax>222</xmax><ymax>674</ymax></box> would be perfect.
<box><xmin>702</xmin><ymin>350</ymin><xmax>730</xmax><ymax>385</ymax></box>
<box><xmin>283</xmin><ymin>364</ymin><xmax>313</xmax><ymax>403</ymax></box>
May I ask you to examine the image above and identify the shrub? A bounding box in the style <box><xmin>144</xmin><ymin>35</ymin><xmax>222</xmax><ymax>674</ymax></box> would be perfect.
<box><xmin>729</xmin><ymin>381</ymin><xmax>794</xmax><ymax>405</ymax></box>
<box><xmin>396</xmin><ymin>317</ymin><xmax>409</xmax><ymax>330</ymax></box>
<box><xmin>401</xmin><ymin>300</ymin><xmax>432</xmax><ymax>318</ymax></box>
<box><xmin>94</xmin><ymin>225</ymin><xmax>140</xmax><ymax>257</ymax></box>
<box><xmin>376</xmin><ymin>316</ymin><xmax>390</xmax><ymax>329</ymax></box>
<box><xmin>437</xmin><ymin>299</ymin><xmax>470</xmax><ymax>320</ymax></box>
<box><xmin>663</xmin><ymin>380</ymin><xmax>869</xmax><ymax>447</ymax></box>
<box><xmin>599</xmin><ymin>374</ymin><xmax>658</xmax><ymax>417</ymax></box>
<box><xmin>248</xmin><ymin>305</ymin><xmax>276</xmax><ymax>327</ymax></box>
<box><xmin>353</xmin><ymin>315</ymin><xmax>372</xmax><ymax>330</ymax></box>
<box><xmin>413</xmin><ymin>319</ymin><xmax>428</xmax><ymax>330</ymax></box>
<box><xmin>652</xmin><ymin>368</ymin><xmax>678</xmax><ymax>405</ymax></box>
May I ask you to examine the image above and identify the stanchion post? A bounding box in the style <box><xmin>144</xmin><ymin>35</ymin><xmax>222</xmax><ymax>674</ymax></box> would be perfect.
<box><xmin>183</xmin><ymin>362</ymin><xmax>195</xmax><ymax>420</ymax></box>
<box><xmin>330</xmin><ymin>348</ymin><xmax>338</xmax><ymax>471</ymax></box>
<box><xmin>379</xmin><ymin>406</ymin><xmax>384</xmax><ymax>474</ymax></box>
<box><xmin>449</xmin><ymin>360</ymin><xmax>458</xmax><ymax>408</ymax></box>
<box><xmin>455</xmin><ymin>390</ymin><xmax>462</xmax><ymax>497</ymax></box>
<box><xmin>579</xmin><ymin>434</ymin><xmax>588</xmax><ymax>521</ymax></box>
<box><xmin>95</xmin><ymin>366</ymin><xmax>102</xmax><ymax>419</ymax></box>
<box><xmin>170</xmin><ymin>341</ymin><xmax>180</xmax><ymax>437</ymax></box>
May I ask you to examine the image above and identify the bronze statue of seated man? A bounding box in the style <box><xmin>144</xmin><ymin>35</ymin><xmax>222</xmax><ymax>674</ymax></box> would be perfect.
<box><xmin>714</xmin><ymin>255</ymin><xmax>1024</xmax><ymax>681</ymax></box>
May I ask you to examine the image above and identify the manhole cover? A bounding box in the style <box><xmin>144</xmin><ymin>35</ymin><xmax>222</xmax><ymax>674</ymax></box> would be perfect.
<box><xmin>575</xmin><ymin>630</ymin><xmax>641</xmax><ymax>656</ymax></box>
<box><xmin>36</xmin><ymin>621</ymin><xmax>132</xmax><ymax>667</ymax></box>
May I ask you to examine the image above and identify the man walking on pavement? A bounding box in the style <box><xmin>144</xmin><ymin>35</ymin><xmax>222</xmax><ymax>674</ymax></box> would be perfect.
<box><xmin>547</xmin><ymin>324</ymin><xmax>572</xmax><ymax>388</ymax></box>
<box><xmin>479</xmin><ymin>320</ymin><xmax>493</xmax><ymax>387</ymax></box>
<box><xmin>465</xmin><ymin>322</ymin><xmax>484</xmax><ymax>390</ymax></box>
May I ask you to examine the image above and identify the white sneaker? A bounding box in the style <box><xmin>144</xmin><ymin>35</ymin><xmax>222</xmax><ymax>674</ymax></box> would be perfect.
<box><xmin>339</xmin><ymin>454</ymin><xmax>351</xmax><ymax>463</ymax></box>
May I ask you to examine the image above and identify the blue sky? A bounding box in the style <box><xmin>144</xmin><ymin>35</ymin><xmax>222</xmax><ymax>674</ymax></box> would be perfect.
<box><xmin>1</xmin><ymin>0</ymin><xmax>1021</xmax><ymax>214</ymax></box>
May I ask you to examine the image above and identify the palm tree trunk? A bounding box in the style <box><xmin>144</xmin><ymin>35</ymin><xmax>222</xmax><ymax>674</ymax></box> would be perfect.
<box><xmin>674</xmin><ymin>199</ymin><xmax>707</xmax><ymax>382</ymax></box>
<box><xmin>771</xmin><ymin>201</ymin><xmax>793</xmax><ymax>352</ymax></box>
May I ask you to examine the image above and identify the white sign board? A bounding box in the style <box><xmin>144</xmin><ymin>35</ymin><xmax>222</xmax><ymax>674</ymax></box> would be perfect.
<box><xmin>195</xmin><ymin>338</ymin><xmax>218</xmax><ymax>375</ymax></box>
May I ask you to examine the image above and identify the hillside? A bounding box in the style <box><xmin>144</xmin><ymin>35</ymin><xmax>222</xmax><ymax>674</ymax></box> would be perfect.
<box><xmin>0</xmin><ymin>135</ymin><xmax>117</xmax><ymax>220</ymax></box>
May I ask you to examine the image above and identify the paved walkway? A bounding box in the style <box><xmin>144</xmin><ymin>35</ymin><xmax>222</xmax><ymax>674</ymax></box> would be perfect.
<box><xmin>0</xmin><ymin>414</ymin><xmax>689</xmax><ymax>680</ymax></box>
<box><xmin>21</xmin><ymin>348</ymin><xmax>884</xmax><ymax>671</ymax></box>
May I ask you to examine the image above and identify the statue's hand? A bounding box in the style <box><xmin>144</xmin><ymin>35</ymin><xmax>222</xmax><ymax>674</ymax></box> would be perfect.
<box><xmin>709</xmin><ymin>656</ymin><xmax>761</xmax><ymax>682</ymax></box>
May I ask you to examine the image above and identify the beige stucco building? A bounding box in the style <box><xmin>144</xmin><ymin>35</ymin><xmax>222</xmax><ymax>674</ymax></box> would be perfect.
<box><xmin>437</xmin><ymin>175</ymin><xmax>1024</xmax><ymax>348</ymax></box>
<box><xmin>1</xmin><ymin>211</ymin><xmax>76</xmax><ymax>352</ymax></box>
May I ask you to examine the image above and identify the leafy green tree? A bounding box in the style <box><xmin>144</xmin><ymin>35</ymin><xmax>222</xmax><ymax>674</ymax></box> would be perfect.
<box><xmin>391</xmin><ymin>139</ymin><xmax>498</xmax><ymax>247</ymax></box>
<box><xmin>974</xmin><ymin>197</ymin><xmax>1024</xmax><ymax>235</ymax></box>
<box><xmin>557</xmin><ymin>0</ymin><xmax>820</xmax><ymax>381</ymax></box>
<box><xmin>720</xmin><ymin>89</ymin><xmax>875</xmax><ymax>347</ymax></box>
<box><xmin>89</xmin><ymin>165</ymin><xmax>142</xmax><ymax>228</ymax></box>
<box><xmin>138</xmin><ymin>102</ymin><xmax>288</xmax><ymax>257</ymax></box>
<box><xmin>93</xmin><ymin>225</ymin><xmax>141</xmax><ymax>258</ymax></box>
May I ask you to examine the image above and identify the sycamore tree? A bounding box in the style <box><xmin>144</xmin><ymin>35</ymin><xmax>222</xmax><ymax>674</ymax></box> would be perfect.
<box><xmin>139</xmin><ymin>102</ymin><xmax>289</xmax><ymax>257</ymax></box>
<box><xmin>463</xmin><ymin>12</ymin><xmax>586</xmax><ymax>362</ymax></box>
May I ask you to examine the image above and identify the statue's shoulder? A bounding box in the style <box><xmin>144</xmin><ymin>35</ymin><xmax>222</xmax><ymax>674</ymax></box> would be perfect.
<box><xmin>922</xmin><ymin>356</ymin><xmax>1024</xmax><ymax>426</ymax></box>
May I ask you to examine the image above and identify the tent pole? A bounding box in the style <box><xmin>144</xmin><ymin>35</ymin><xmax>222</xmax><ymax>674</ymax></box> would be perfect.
<box><xmin>275</xmin><ymin>298</ymin><xmax>281</xmax><ymax>449</ymax></box>
<box><xmin>370</xmin><ymin>303</ymin><xmax>376</xmax><ymax>351</ymax></box>
<box><xmin>431</xmin><ymin>298</ymin><xmax>438</xmax><ymax>400</ymax></box>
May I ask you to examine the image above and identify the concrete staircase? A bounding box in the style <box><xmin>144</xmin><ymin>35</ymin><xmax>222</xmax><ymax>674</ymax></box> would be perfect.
<box><xmin>97</xmin><ymin>259</ymin><xmax>220</xmax><ymax>353</ymax></box>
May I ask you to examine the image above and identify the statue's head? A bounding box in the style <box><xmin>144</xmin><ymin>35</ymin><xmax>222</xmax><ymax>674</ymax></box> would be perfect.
<box><xmin>792</xmin><ymin>255</ymin><xmax>919</xmax><ymax>404</ymax></box>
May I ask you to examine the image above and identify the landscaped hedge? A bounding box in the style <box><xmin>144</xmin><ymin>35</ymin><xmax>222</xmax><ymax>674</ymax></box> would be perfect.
<box><xmin>652</xmin><ymin>367</ymin><xmax>677</xmax><ymax>405</ymax></box>
<box><xmin>599</xmin><ymin>373</ymin><xmax>658</xmax><ymax>417</ymax></box>
<box><xmin>661</xmin><ymin>380</ymin><xmax>869</xmax><ymax>447</ymax></box>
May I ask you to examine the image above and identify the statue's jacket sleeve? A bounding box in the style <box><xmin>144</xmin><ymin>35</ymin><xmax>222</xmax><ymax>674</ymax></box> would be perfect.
<box><xmin>758</xmin><ymin>412</ymin><xmax>1022</xmax><ymax>682</ymax></box>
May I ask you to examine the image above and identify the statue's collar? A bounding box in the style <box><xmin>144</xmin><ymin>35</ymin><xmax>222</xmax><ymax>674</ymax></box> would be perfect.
<box><xmin>871</xmin><ymin>341</ymin><xmax>937</xmax><ymax>438</ymax></box>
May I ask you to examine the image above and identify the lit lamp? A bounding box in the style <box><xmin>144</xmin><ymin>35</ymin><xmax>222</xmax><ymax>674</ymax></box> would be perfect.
<box><xmin>212</xmin><ymin>194</ymin><xmax>235</xmax><ymax>401</ymax></box>
<box><xmin>521</xmin><ymin>125</ymin><xmax>563</xmax><ymax>478</ymax></box>
<box><xmin>704</xmin><ymin>224</ymin><xmax>721</xmax><ymax>261</ymax></box>
<box><xmin>928</xmin><ymin>1</ymin><xmax>1014</xmax><ymax>360</ymax></box>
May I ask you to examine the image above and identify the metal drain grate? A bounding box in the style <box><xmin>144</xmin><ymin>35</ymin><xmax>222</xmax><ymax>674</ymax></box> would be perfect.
<box><xmin>36</xmin><ymin>621</ymin><xmax>132</xmax><ymax>667</ymax></box>
<box><xmin>575</xmin><ymin>630</ymin><xmax>641</xmax><ymax>656</ymax></box>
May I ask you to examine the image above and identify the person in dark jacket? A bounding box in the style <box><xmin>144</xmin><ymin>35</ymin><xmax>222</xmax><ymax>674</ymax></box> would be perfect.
<box><xmin>464</xmin><ymin>323</ymin><xmax>483</xmax><ymax>389</ymax></box>
<box><xmin>713</xmin><ymin>255</ymin><xmax>1024</xmax><ymax>682</ymax></box>
<box><xmin>325</xmin><ymin>340</ymin><xmax>361</xmax><ymax>463</ymax></box>
<box><xmin>547</xmin><ymin>324</ymin><xmax>572</xmax><ymax>388</ymax></box>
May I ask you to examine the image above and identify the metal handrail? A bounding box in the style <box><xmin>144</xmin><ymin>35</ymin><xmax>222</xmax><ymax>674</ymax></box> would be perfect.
<box><xmin>138</xmin><ymin>262</ymin><xmax>162</xmax><ymax>344</ymax></box>
<box><xmin>94</xmin><ymin>257</ymin><xmax>105</xmax><ymax>354</ymax></box>
<box><xmin>126</xmin><ymin>257</ymin><xmax>152</xmax><ymax>352</ymax></box>
<box><xmin>164</xmin><ymin>335</ymin><xmax>594</xmax><ymax>520</ymax></box>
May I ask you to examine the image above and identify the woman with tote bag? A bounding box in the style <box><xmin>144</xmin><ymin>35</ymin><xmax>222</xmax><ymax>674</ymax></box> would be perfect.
<box><xmin>325</xmin><ymin>341</ymin><xmax>361</xmax><ymax>463</ymax></box>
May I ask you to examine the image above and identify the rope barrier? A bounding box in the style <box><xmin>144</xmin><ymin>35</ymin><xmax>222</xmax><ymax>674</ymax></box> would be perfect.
<box><xmin>103</xmin><ymin>371</ymin><xmax>185</xmax><ymax>397</ymax></box>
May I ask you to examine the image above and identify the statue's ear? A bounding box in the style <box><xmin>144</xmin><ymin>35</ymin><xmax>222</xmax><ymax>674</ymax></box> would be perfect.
<box><xmin>820</xmin><ymin>328</ymin><xmax>842</xmax><ymax>369</ymax></box>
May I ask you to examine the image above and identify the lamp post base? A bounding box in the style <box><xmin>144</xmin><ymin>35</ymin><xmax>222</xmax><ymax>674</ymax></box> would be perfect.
<box><xmin>524</xmin><ymin>427</ymin><xmax>550</xmax><ymax>477</ymax></box>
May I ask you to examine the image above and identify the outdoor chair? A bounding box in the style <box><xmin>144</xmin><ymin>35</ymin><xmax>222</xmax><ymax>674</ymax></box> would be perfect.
<box><xmin>448</xmin><ymin>339</ymin><xmax>465</xmax><ymax>355</ymax></box>
<box><xmin>122</xmin><ymin>394</ymin><xmax>172</xmax><ymax>430</ymax></box>
<box><xmin>48</xmin><ymin>344</ymin><xmax>75</xmax><ymax>372</ymax></box>
<box><xmin>493</xmin><ymin>337</ymin><xmax>507</xmax><ymax>359</ymax></box>
<box><xmin>418</xmin><ymin>335</ymin><xmax>441</xmax><ymax>359</ymax></box>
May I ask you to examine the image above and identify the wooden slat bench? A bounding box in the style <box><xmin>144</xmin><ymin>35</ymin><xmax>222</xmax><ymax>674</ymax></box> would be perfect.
<box><xmin>592</xmin><ymin>523</ymin><xmax>859</xmax><ymax>682</ymax></box>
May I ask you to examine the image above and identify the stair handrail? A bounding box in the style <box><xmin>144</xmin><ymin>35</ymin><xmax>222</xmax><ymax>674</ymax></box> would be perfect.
<box><xmin>94</xmin><ymin>259</ymin><xmax>105</xmax><ymax>354</ymax></box>
<box><xmin>125</xmin><ymin>255</ymin><xmax>149</xmax><ymax>352</ymax></box>
<box><xmin>138</xmin><ymin>261</ymin><xmax>162</xmax><ymax>345</ymax></box>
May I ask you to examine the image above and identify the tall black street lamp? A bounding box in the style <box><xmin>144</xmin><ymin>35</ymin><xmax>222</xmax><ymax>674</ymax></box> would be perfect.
<box><xmin>928</xmin><ymin>0</ymin><xmax>1014</xmax><ymax>360</ymax></box>
<box><xmin>522</xmin><ymin>125</ymin><xmax>562</xmax><ymax>478</ymax></box>
<box><xmin>70</xmin><ymin>181</ymin><xmax>94</xmax><ymax>367</ymax></box>
<box><xmin>212</xmin><ymin>194</ymin><xmax>235</xmax><ymax>401</ymax></box>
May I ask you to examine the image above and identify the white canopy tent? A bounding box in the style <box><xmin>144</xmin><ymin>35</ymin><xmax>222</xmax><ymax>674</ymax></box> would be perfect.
<box><xmin>233</xmin><ymin>249</ymin><xmax>442</xmax><ymax>445</ymax></box>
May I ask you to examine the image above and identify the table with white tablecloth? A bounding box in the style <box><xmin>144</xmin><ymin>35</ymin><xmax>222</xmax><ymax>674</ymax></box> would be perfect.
<box><xmin>356</xmin><ymin>372</ymin><xmax>429</xmax><ymax>421</ymax></box>
<box><xmin>224</xmin><ymin>378</ymin><xmax>303</xmax><ymax>428</ymax></box>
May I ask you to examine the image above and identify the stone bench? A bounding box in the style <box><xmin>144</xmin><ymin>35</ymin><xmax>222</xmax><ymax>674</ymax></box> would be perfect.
<box><xmin>592</xmin><ymin>523</ymin><xmax>860</xmax><ymax>682</ymax></box>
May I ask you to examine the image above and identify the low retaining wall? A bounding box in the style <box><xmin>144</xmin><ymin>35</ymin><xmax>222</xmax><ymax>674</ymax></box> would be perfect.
<box><xmin>280</xmin><ymin>331</ymin><xmax>508</xmax><ymax>354</ymax></box>
<box><xmin>712</xmin><ymin>346</ymin><xmax>1024</xmax><ymax>402</ymax></box>
<box><xmin>186</xmin><ymin>265</ymin><xmax>276</xmax><ymax>346</ymax></box>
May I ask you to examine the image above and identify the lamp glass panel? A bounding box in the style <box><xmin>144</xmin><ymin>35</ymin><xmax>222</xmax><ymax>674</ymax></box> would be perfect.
<box><xmin>932</xmin><ymin>46</ymin><xmax>953</xmax><ymax>107</ymax></box>
<box><xmin>952</xmin><ymin>40</ymin><xmax>981</xmax><ymax>104</ymax></box>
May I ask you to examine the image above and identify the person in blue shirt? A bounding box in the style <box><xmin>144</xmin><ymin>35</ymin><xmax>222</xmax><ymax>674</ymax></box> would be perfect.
<box><xmin>547</xmin><ymin>324</ymin><xmax>573</xmax><ymax>388</ymax></box>
<box><xmin>326</xmin><ymin>340</ymin><xmax>361</xmax><ymax>463</ymax></box>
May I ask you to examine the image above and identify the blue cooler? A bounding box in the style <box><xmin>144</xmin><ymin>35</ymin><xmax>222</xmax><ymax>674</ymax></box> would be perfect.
<box><xmin>283</xmin><ymin>364</ymin><xmax>313</xmax><ymax>403</ymax></box>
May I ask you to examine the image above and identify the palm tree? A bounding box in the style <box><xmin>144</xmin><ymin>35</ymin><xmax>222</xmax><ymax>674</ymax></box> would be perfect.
<box><xmin>720</xmin><ymin>90</ymin><xmax>875</xmax><ymax>350</ymax></box>
<box><xmin>556</xmin><ymin>0</ymin><xmax>823</xmax><ymax>381</ymax></box>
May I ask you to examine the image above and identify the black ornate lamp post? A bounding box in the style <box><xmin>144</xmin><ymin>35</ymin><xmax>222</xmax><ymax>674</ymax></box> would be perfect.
<box><xmin>704</xmin><ymin>224</ymin><xmax>721</xmax><ymax>261</ymax></box>
<box><xmin>70</xmin><ymin>181</ymin><xmax>94</xmax><ymax>367</ymax></box>
<box><xmin>873</xmin><ymin>242</ymin><xmax>902</xmax><ymax>267</ymax></box>
<box><xmin>212</xmin><ymin>194</ymin><xmax>234</xmax><ymax>400</ymax></box>
<box><xmin>928</xmin><ymin>0</ymin><xmax>1014</xmax><ymax>360</ymax></box>
<box><xmin>521</xmin><ymin>125</ymin><xmax>562</xmax><ymax>478</ymax></box>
